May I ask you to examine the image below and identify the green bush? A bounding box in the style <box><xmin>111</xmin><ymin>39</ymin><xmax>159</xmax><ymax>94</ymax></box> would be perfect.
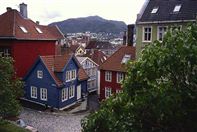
<box><xmin>81</xmin><ymin>23</ymin><xmax>197</xmax><ymax>132</ymax></box>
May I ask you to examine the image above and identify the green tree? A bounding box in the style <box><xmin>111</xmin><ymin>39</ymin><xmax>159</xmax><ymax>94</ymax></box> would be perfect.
<box><xmin>0</xmin><ymin>57</ymin><xmax>23</xmax><ymax>118</ymax></box>
<box><xmin>81</xmin><ymin>23</ymin><xmax>197</xmax><ymax>132</ymax></box>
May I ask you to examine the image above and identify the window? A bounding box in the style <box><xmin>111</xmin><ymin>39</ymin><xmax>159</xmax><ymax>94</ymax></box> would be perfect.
<box><xmin>143</xmin><ymin>27</ymin><xmax>152</xmax><ymax>42</ymax></box>
<box><xmin>151</xmin><ymin>7</ymin><xmax>159</xmax><ymax>14</ymax></box>
<box><xmin>35</xmin><ymin>27</ymin><xmax>43</xmax><ymax>33</ymax></box>
<box><xmin>66</xmin><ymin>70</ymin><xmax>76</xmax><ymax>81</ymax></box>
<box><xmin>173</xmin><ymin>4</ymin><xmax>181</xmax><ymax>12</ymax></box>
<box><xmin>117</xmin><ymin>72</ymin><xmax>124</xmax><ymax>83</ymax></box>
<box><xmin>0</xmin><ymin>48</ymin><xmax>11</xmax><ymax>57</ymax></box>
<box><xmin>116</xmin><ymin>89</ymin><xmax>123</xmax><ymax>93</ymax></box>
<box><xmin>157</xmin><ymin>26</ymin><xmax>167</xmax><ymax>41</ymax></box>
<box><xmin>31</xmin><ymin>86</ymin><xmax>37</xmax><ymax>98</ymax></box>
<box><xmin>19</xmin><ymin>26</ymin><xmax>28</xmax><ymax>33</ymax></box>
<box><xmin>37</xmin><ymin>70</ymin><xmax>43</xmax><ymax>79</ymax></box>
<box><xmin>62</xmin><ymin>88</ymin><xmax>68</xmax><ymax>101</ymax></box>
<box><xmin>121</xmin><ymin>54</ymin><xmax>131</xmax><ymax>64</ymax></box>
<box><xmin>171</xmin><ymin>25</ymin><xmax>182</xmax><ymax>31</ymax></box>
<box><xmin>105</xmin><ymin>71</ymin><xmax>112</xmax><ymax>82</ymax></box>
<box><xmin>105</xmin><ymin>87</ymin><xmax>112</xmax><ymax>98</ymax></box>
<box><xmin>40</xmin><ymin>88</ymin><xmax>47</xmax><ymax>101</ymax></box>
<box><xmin>69</xmin><ymin>85</ymin><xmax>75</xmax><ymax>98</ymax></box>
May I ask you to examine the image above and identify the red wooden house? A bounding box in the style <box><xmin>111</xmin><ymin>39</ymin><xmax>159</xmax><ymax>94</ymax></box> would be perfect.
<box><xmin>99</xmin><ymin>46</ymin><xmax>135</xmax><ymax>100</ymax></box>
<box><xmin>0</xmin><ymin>7</ymin><xmax>64</xmax><ymax>77</ymax></box>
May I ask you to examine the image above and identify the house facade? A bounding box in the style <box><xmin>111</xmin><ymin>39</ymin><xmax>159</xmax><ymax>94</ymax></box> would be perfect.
<box><xmin>0</xmin><ymin>6</ymin><xmax>64</xmax><ymax>77</ymax></box>
<box><xmin>23</xmin><ymin>53</ymin><xmax>88</xmax><ymax>110</ymax></box>
<box><xmin>99</xmin><ymin>46</ymin><xmax>135</xmax><ymax>100</ymax></box>
<box><xmin>136</xmin><ymin>0</ymin><xmax>197</xmax><ymax>59</ymax></box>
<box><xmin>77</xmin><ymin>57</ymin><xmax>99</xmax><ymax>93</ymax></box>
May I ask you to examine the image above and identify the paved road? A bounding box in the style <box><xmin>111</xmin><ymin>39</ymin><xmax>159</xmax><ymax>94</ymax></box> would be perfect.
<box><xmin>19</xmin><ymin>108</ymin><xmax>89</xmax><ymax>132</ymax></box>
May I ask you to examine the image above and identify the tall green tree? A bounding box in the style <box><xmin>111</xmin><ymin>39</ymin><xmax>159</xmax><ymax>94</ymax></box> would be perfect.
<box><xmin>81</xmin><ymin>23</ymin><xmax>197</xmax><ymax>132</ymax></box>
<box><xmin>0</xmin><ymin>57</ymin><xmax>23</xmax><ymax>118</ymax></box>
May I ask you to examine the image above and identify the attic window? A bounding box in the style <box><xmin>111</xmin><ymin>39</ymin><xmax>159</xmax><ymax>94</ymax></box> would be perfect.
<box><xmin>151</xmin><ymin>7</ymin><xmax>159</xmax><ymax>14</ymax></box>
<box><xmin>35</xmin><ymin>27</ymin><xmax>43</xmax><ymax>33</ymax></box>
<box><xmin>20</xmin><ymin>26</ymin><xmax>28</xmax><ymax>33</ymax></box>
<box><xmin>121</xmin><ymin>54</ymin><xmax>131</xmax><ymax>64</ymax></box>
<box><xmin>173</xmin><ymin>4</ymin><xmax>181</xmax><ymax>12</ymax></box>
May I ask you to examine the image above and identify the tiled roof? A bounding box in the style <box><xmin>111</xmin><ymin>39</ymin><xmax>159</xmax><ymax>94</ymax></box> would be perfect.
<box><xmin>138</xmin><ymin>0</ymin><xmax>197</xmax><ymax>23</ymax></box>
<box><xmin>99</xmin><ymin>46</ymin><xmax>135</xmax><ymax>72</ymax></box>
<box><xmin>40</xmin><ymin>53</ymin><xmax>87</xmax><ymax>86</ymax></box>
<box><xmin>0</xmin><ymin>9</ymin><xmax>64</xmax><ymax>40</ymax></box>
<box><xmin>78</xmin><ymin>67</ymin><xmax>89</xmax><ymax>81</ymax></box>
<box><xmin>83</xmin><ymin>50</ymin><xmax>108</xmax><ymax>66</ymax></box>
<box><xmin>86</xmin><ymin>40</ymin><xmax>115</xmax><ymax>49</ymax></box>
<box><xmin>69</xmin><ymin>44</ymin><xmax>80</xmax><ymax>52</ymax></box>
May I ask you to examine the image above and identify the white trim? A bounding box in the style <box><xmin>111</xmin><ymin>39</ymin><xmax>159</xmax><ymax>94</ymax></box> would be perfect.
<box><xmin>65</xmin><ymin>70</ymin><xmax>76</xmax><ymax>82</ymax></box>
<box><xmin>105</xmin><ymin>87</ymin><xmax>112</xmax><ymax>98</ymax></box>
<box><xmin>137</xmin><ymin>19</ymin><xmax>196</xmax><ymax>25</ymax></box>
<box><xmin>142</xmin><ymin>26</ymin><xmax>152</xmax><ymax>43</ymax></box>
<box><xmin>61</xmin><ymin>88</ymin><xmax>68</xmax><ymax>102</ymax></box>
<box><xmin>69</xmin><ymin>85</ymin><xmax>75</xmax><ymax>99</ymax></box>
<box><xmin>116</xmin><ymin>72</ymin><xmax>124</xmax><ymax>83</ymax></box>
<box><xmin>157</xmin><ymin>26</ymin><xmax>168</xmax><ymax>42</ymax></box>
<box><xmin>30</xmin><ymin>86</ymin><xmax>37</xmax><ymax>99</ymax></box>
<box><xmin>37</xmin><ymin>70</ymin><xmax>43</xmax><ymax>79</ymax></box>
<box><xmin>105</xmin><ymin>71</ymin><xmax>112</xmax><ymax>82</ymax></box>
<box><xmin>40</xmin><ymin>88</ymin><xmax>47</xmax><ymax>101</ymax></box>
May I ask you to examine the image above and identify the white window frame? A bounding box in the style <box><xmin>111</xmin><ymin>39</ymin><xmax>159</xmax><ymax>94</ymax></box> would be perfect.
<box><xmin>35</xmin><ymin>27</ymin><xmax>43</xmax><ymax>33</ymax></box>
<box><xmin>171</xmin><ymin>25</ymin><xmax>182</xmax><ymax>32</ymax></box>
<box><xmin>40</xmin><ymin>88</ymin><xmax>47</xmax><ymax>101</ymax></box>
<box><xmin>105</xmin><ymin>87</ymin><xmax>112</xmax><ymax>98</ymax></box>
<box><xmin>116</xmin><ymin>89</ymin><xmax>123</xmax><ymax>94</ymax></box>
<box><xmin>157</xmin><ymin>26</ymin><xmax>168</xmax><ymax>42</ymax></box>
<box><xmin>117</xmin><ymin>72</ymin><xmax>124</xmax><ymax>83</ymax></box>
<box><xmin>62</xmin><ymin>88</ymin><xmax>68</xmax><ymax>102</ymax></box>
<box><xmin>151</xmin><ymin>7</ymin><xmax>159</xmax><ymax>14</ymax></box>
<box><xmin>31</xmin><ymin>86</ymin><xmax>37</xmax><ymax>99</ymax></box>
<box><xmin>105</xmin><ymin>71</ymin><xmax>112</xmax><ymax>82</ymax></box>
<box><xmin>142</xmin><ymin>26</ymin><xmax>152</xmax><ymax>42</ymax></box>
<box><xmin>69</xmin><ymin>85</ymin><xmax>75</xmax><ymax>98</ymax></box>
<box><xmin>173</xmin><ymin>4</ymin><xmax>181</xmax><ymax>12</ymax></box>
<box><xmin>66</xmin><ymin>70</ymin><xmax>76</xmax><ymax>82</ymax></box>
<box><xmin>19</xmin><ymin>26</ymin><xmax>28</xmax><ymax>33</ymax></box>
<box><xmin>37</xmin><ymin>70</ymin><xmax>43</xmax><ymax>79</ymax></box>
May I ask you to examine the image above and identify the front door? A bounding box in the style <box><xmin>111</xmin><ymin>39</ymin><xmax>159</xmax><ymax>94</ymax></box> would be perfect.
<box><xmin>77</xmin><ymin>85</ymin><xmax>81</xmax><ymax>100</ymax></box>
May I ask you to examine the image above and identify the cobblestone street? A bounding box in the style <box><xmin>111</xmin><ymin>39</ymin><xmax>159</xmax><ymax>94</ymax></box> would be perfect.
<box><xmin>19</xmin><ymin>108</ymin><xmax>89</xmax><ymax>132</ymax></box>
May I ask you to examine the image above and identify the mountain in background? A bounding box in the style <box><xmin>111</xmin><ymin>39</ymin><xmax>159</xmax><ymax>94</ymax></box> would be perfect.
<box><xmin>49</xmin><ymin>16</ymin><xmax>127</xmax><ymax>34</ymax></box>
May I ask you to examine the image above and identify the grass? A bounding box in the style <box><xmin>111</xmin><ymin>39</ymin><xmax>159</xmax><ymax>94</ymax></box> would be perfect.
<box><xmin>0</xmin><ymin>119</ymin><xmax>29</xmax><ymax>132</ymax></box>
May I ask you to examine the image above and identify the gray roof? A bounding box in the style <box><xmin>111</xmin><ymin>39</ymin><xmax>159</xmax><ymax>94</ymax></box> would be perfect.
<box><xmin>137</xmin><ymin>0</ymin><xmax>197</xmax><ymax>23</ymax></box>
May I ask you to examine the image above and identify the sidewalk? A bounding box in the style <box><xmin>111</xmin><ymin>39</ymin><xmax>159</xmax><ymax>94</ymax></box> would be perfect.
<box><xmin>69</xmin><ymin>98</ymin><xmax>88</xmax><ymax>114</ymax></box>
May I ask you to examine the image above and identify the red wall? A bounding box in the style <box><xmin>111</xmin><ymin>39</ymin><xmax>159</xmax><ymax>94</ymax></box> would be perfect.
<box><xmin>12</xmin><ymin>40</ymin><xmax>56</xmax><ymax>77</ymax></box>
<box><xmin>100</xmin><ymin>70</ymin><xmax>122</xmax><ymax>100</ymax></box>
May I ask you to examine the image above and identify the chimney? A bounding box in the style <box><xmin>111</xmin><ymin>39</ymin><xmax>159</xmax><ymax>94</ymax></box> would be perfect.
<box><xmin>127</xmin><ymin>24</ymin><xmax>135</xmax><ymax>46</ymax></box>
<box><xmin>36</xmin><ymin>21</ymin><xmax>40</xmax><ymax>25</ymax></box>
<box><xmin>6</xmin><ymin>7</ymin><xmax>12</xmax><ymax>12</ymax></box>
<box><xmin>19</xmin><ymin>3</ymin><xmax>28</xmax><ymax>18</ymax></box>
<box><xmin>123</xmin><ymin>31</ymin><xmax>127</xmax><ymax>45</ymax></box>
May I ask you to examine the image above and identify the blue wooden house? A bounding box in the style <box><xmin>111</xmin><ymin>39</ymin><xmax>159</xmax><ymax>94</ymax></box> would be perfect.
<box><xmin>23</xmin><ymin>53</ymin><xmax>89</xmax><ymax>110</ymax></box>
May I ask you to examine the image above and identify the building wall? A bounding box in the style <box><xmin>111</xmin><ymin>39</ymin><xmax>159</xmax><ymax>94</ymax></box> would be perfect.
<box><xmin>100</xmin><ymin>70</ymin><xmax>123</xmax><ymax>100</ymax></box>
<box><xmin>24</xmin><ymin>59</ymin><xmax>59</xmax><ymax>108</ymax></box>
<box><xmin>136</xmin><ymin>22</ymin><xmax>188</xmax><ymax>59</ymax></box>
<box><xmin>12</xmin><ymin>40</ymin><xmax>56</xmax><ymax>77</ymax></box>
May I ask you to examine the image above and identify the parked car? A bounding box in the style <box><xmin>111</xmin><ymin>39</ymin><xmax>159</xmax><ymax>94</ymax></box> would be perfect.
<box><xmin>16</xmin><ymin>119</ymin><xmax>38</xmax><ymax>132</ymax></box>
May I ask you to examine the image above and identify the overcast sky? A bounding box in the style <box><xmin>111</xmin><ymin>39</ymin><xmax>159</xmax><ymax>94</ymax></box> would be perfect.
<box><xmin>0</xmin><ymin>0</ymin><xmax>145</xmax><ymax>25</ymax></box>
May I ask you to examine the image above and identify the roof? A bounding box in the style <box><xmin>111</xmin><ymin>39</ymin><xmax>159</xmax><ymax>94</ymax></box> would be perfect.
<box><xmin>76</xmin><ymin>56</ymin><xmax>99</xmax><ymax>66</ymax></box>
<box><xmin>82</xmin><ymin>50</ymin><xmax>108</xmax><ymax>66</ymax></box>
<box><xmin>99</xmin><ymin>46</ymin><xmax>135</xmax><ymax>72</ymax></box>
<box><xmin>86</xmin><ymin>40</ymin><xmax>115</xmax><ymax>50</ymax></box>
<box><xmin>0</xmin><ymin>9</ymin><xmax>64</xmax><ymax>40</ymax></box>
<box><xmin>69</xmin><ymin>44</ymin><xmax>80</xmax><ymax>52</ymax></box>
<box><xmin>40</xmin><ymin>53</ymin><xmax>87</xmax><ymax>86</ymax></box>
<box><xmin>78</xmin><ymin>67</ymin><xmax>89</xmax><ymax>81</ymax></box>
<box><xmin>137</xmin><ymin>0</ymin><xmax>197</xmax><ymax>23</ymax></box>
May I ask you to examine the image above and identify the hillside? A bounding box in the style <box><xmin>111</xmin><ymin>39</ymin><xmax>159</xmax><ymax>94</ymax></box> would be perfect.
<box><xmin>49</xmin><ymin>16</ymin><xmax>127</xmax><ymax>34</ymax></box>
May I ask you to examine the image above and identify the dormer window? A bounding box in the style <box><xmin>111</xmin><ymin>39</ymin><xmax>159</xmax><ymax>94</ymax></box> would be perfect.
<box><xmin>35</xmin><ymin>27</ymin><xmax>43</xmax><ymax>33</ymax></box>
<box><xmin>173</xmin><ymin>4</ymin><xmax>181</xmax><ymax>12</ymax></box>
<box><xmin>151</xmin><ymin>7</ymin><xmax>159</xmax><ymax>14</ymax></box>
<box><xmin>121</xmin><ymin>54</ymin><xmax>131</xmax><ymax>64</ymax></box>
<box><xmin>20</xmin><ymin>26</ymin><xmax>28</xmax><ymax>33</ymax></box>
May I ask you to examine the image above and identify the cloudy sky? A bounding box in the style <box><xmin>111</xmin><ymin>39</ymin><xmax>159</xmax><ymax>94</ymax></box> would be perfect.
<box><xmin>0</xmin><ymin>0</ymin><xmax>145</xmax><ymax>25</ymax></box>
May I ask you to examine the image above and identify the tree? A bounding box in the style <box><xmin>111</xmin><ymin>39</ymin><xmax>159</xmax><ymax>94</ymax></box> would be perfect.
<box><xmin>0</xmin><ymin>57</ymin><xmax>23</xmax><ymax>118</ymax></box>
<box><xmin>81</xmin><ymin>23</ymin><xmax>197</xmax><ymax>132</ymax></box>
